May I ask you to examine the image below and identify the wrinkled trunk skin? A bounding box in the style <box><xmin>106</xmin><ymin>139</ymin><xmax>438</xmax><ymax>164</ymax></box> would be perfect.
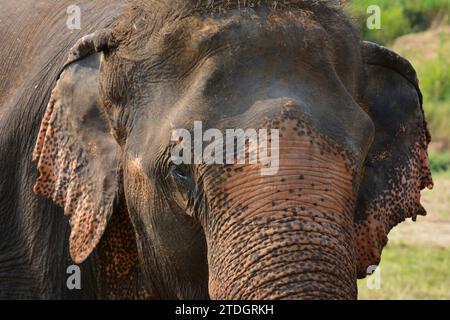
<box><xmin>202</xmin><ymin>118</ymin><xmax>359</xmax><ymax>300</ymax></box>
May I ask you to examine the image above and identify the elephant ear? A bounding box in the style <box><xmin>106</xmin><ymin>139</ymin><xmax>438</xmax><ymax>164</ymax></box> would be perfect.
<box><xmin>33</xmin><ymin>33</ymin><xmax>120</xmax><ymax>263</ymax></box>
<box><xmin>355</xmin><ymin>42</ymin><xmax>433</xmax><ymax>278</ymax></box>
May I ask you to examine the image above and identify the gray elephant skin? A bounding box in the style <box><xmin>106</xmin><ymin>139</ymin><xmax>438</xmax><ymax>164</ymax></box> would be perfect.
<box><xmin>0</xmin><ymin>0</ymin><xmax>433</xmax><ymax>299</ymax></box>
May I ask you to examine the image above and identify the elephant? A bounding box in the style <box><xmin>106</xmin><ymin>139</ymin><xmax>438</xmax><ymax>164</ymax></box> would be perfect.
<box><xmin>0</xmin><ymin>0</ymin><xmax>433</xmax><ymax>299</ymax></box>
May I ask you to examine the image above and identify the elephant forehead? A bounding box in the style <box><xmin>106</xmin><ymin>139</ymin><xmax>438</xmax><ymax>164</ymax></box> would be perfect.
<box><xmin>114</xmin><ymin>4</ymin><xmax>333</xmax><ymax>73</ymax></box>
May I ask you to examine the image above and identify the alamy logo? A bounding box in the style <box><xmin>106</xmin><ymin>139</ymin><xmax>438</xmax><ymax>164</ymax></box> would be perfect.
<box><xmin>66</xmin><ymin>5</ymin><xmax>81</xmax><ymax>30</ymax></box>
<box><xmin>170</xmin><ymin>121</ymin><xmax>280</xmax><ymax>175</ymax></box>
<box><xmin>366</xmin><ymin>5</ymin><xmax>381</xmax><ymax>30</ymax></box>
<box><xmin>366</xmin><ymin>265</ymin><xmax>382</xmax><ymax>290</ymax></box>
<box><xmin>66</xmin><ymin>265</ymin><xmax>81</xmax><ymax>290</ymax></box>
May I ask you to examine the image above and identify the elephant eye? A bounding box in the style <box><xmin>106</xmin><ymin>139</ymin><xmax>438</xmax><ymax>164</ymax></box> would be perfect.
<box><xmin>169</xmin><ymin>164</ymin><xmax>191</xmax><ymax>185</ymax></box>
<box><xmin>168</xmin><ymin>164</ymin><xmax>196</xmax><ymax>209</ymax></box>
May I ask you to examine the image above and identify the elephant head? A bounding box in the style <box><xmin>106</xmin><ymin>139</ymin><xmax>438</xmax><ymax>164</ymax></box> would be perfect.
<box><xmin>32</xmin><ymin>1</ymin><xmax>432</xmax><ymax>299</ymax></box>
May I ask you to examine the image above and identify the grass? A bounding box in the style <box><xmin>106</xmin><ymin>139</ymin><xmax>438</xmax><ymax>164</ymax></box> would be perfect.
<box><xmin>357</xmin><ymin>245</ymin><xmax>450</xmax><ymax>299</ymax></box>
<box><xmin>357</xmin><ymin>172</ymin><xmax>450</xmax><ymax>299</ymax></box>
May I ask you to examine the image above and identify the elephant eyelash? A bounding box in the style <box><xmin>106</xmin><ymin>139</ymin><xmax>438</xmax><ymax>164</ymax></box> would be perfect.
<box><xmin>169</xmin><ymin>164</ymin><xmax>189</xmax><ymax>181</ymax></box>
<box><xmin>175</xmin><ymin>171</ymin><xmax>189</xmax><ymax>181</ymax></box>
<box><xmin>168</xmin><ymin>166</ymin><xmax>201</xmax><ymax>215</ymax></box>
<box><xmin>167</xmin><ymin>164</ymin><xmax>198</xmax><ymax>198</ymax></box>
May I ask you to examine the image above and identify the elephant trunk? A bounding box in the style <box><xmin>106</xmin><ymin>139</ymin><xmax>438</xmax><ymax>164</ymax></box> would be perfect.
<box><xmin>209</xmin><ymin>215</ymin><xmax>356</xmax><ymax>300</ymax></box>
<box><xmin>207</xmin><ymin>197</ymin><xmax>357</xmax><ymax>299</ymax></box>
<box><xmin>203</xmin><ymin>118</ymin><xmax>359</xmax><ymax>299</ymax></box>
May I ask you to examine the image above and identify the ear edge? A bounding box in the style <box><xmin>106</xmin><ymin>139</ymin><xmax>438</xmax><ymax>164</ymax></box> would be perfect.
<box><xmin>33</xmin><ymin>39</ymin><xmax>120</xmax><ymax>263</ymax></box>
<box><xmin>362</xmin><ymin>41</ymin><xmax>420</xmax><ymax>96</ymax></box>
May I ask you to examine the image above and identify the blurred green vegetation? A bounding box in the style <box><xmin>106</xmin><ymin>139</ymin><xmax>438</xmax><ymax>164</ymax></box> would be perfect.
<box><xmin>420</xmin><ymin>43</ymin><xmax>450</xmax><ymax>102</ymax></box>
<box><xmin>430</xmin><ymin>150</ymin><xmax>450</xmax><ymax>173</ymax></box>
<box><xmin>417</xmin><ymin>41</ymin><xmax>450</xmax><ymax>153</ymax></box>
<box><xmin>346</xmin><ymin>0</ymin><xmax>449</xmax><ymax>45</ymax></box>
<box><xmin>397</xmin><ymin>45</ymin><xmax>450</xmax><ymax>172</ymax></box>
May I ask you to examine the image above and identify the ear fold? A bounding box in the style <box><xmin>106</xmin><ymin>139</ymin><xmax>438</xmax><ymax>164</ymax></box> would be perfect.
<box><xmin>354</xmin><ymin>42</ymin><xmax>433</xmax><ymax>278</ymax></box>
<box><xmin>33</xmin><ymin>33</ymin><xmax>120</xmax><ymax>263</ymax></box>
